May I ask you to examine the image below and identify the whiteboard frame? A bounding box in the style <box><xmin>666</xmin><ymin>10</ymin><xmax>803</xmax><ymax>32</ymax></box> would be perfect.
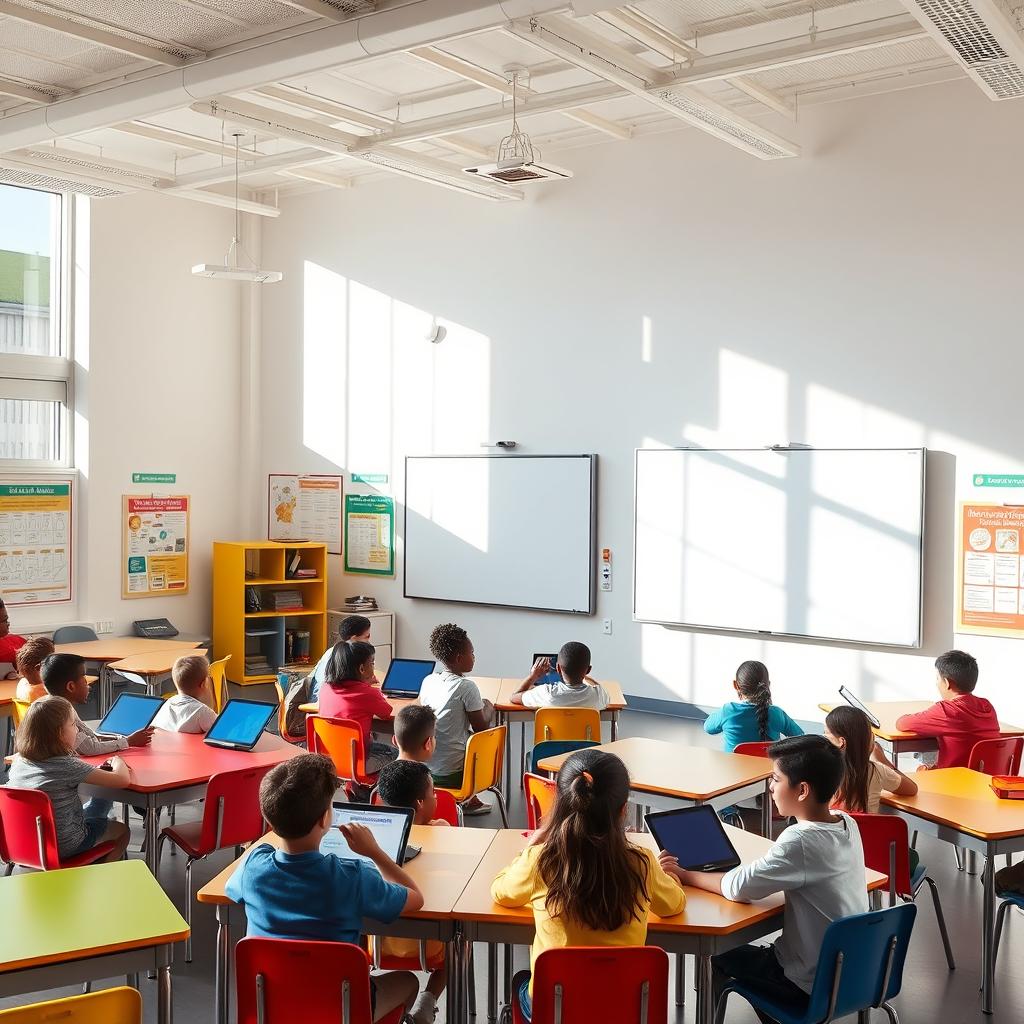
<box><xmin>632</xmin><ymin>447</ymin><xmax>926</xmax><ymax>648</ymax></box>
<box><xmin>403</xmin><ymin>453</ymin><xmax>598</xmax><ymax>615</ymax></box>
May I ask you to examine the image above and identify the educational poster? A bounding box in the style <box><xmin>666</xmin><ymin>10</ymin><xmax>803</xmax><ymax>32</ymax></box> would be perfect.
<box><xmin>0</xmin><ymin>480</ymin><xmax>73</xmax><ymax>605</ymax></box>
<box><xmin>344</xmin><ymin>494</ymin><xmax>395</xmax><ymax>576</ymax></box>
<box><xmin>957</xmin><ymin>501</ymin><xmax>1024</xmax><ymax>637</ymax></box>
<box><xmin>268</xmin><ymin>474</ymin><xmax>343</xmax><ymax>553</ymax></box>
<box><xmin>122</xmin><ymin>495</ymin><xmax>190</xmax><ymax>598</ymax></box>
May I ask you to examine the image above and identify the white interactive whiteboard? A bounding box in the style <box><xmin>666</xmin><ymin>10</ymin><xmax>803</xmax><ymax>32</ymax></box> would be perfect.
<box><xmin>404</xmin><ymin>455</ymin><xmax>596</xmax><ymax>614</ymax></box>
<box><xmin>633</xmin><ymin>448</ymin><xmax>925</xmax><ymax>647</ymax></box>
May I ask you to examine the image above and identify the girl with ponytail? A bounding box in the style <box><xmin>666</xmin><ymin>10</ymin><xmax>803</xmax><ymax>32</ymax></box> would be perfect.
<box><xmin>704</xmin><ymin>660</ymin><xmax>804</xmax><ymax>752</ymax></box>
<box><xmin>491</xmin><ymin>749</ymin><xmax>685</xmax><ymax>1022</ymax></box>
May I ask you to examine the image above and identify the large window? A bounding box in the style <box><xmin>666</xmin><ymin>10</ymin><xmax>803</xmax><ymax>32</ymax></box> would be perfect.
<box><xmin>0</xmin><ymin>183</ymin><xmax>69</xmax><ymax>466</ymax></box>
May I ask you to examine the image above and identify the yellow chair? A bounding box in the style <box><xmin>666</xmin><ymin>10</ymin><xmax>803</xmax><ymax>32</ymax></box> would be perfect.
<box><xmin>11</xmin><ymin>699</ymin><xmax>31</xmax><ymax>728</ymax></box>
<box><xmin>209</xmin><ymin>654</ymin><xmax>231</xmax><ymax>713</ymax></box>
<box><xmin>533</xmin><ymin>707</ymin><xmax>601</xmax><ymax>744</ymax></box>
<box><xmin>0</xmin><ymin>987</ymin><xmax>142</xmax><ymax>1024</ymax></box>
<box><xmin>437</xmin><ymin>725</ymin><xmax>509</xmax><ymax>827</ymax></box>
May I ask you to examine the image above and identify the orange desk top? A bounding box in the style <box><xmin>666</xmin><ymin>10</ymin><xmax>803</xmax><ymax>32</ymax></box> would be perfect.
<box><xmin>538</xmin><ymin>738</ymin><xmax>772</xmax><ymax>801</ymax></box>
<box><xmin>882</xmin><ymin>767</ymin><xmax>1024</xmax><ymax>841</ymax></box>
<box><xmin>109</xmin><ymin>648</ymin><xmax>209</xmax><ymax>675</ymax></box>
<box><xmin>79</xmin><ymin>729</ymin><xmax>300</xmax><ymax>793</ymax></box>
<box><xmin>55</xmin><ymin>638</ymin><xmax>204</xmax><ymax>662</ymax></box>
<box><xmin>0</xmin><ymin>679</ymin><xmax>17</xmax><ymax>705</ymax></box>
<box><xmin>495</xmin><ymin>678</ymin><xmax>626</xmax><ymax>712</ymax></box>
<box><xmin>818</xmin><ymin>701</ymin><xmax>1024</xmax><ymax>742</ymax></box>
<box><xmin>198</xmin><ymin>824</ymin><xmax>498</xmax><ymax>918</ymax></box>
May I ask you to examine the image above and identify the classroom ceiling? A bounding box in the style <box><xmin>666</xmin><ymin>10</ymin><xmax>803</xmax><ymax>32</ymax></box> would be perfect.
<box><xmin>0</xmin><ymin>0</ymin><xmax>1013</xmax><ymax>211</ymax></box>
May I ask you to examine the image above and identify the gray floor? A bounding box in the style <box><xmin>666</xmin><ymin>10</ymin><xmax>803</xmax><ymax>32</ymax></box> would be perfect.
<box><xmin>3</xmin><ymin>711</ymin><xmax>1023</xmax><ymax>1022</ymax></box>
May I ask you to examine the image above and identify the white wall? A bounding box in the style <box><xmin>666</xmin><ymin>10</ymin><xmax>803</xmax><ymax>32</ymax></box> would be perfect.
<box><xmin>14</xmin><ymin>190</ymin><xmax>244</xmax><ymax>638</ymax></box>
<box><xmin>258</xmin><ymin>79</ymin><xmax>1024</xmax><ymax>725</ymax></box>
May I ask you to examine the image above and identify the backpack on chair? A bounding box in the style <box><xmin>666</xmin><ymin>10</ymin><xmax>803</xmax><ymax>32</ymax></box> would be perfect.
<box><xmin>283</xmin><ymin>675</ymin><xmax>312</xmax><ymax>738</ymax></box>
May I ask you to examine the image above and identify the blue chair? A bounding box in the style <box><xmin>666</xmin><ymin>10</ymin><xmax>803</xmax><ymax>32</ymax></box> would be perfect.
<box><xmin>994</xmin><ymin>891</ymin><xmax>1024</xmax><ymax>968</ymax></box>
<box><xmin>529</xmin><ymin>739</ymin><xmax>599</xmax><ymax>775</ymax></box>
<box><xmin>52</xmin><ymin>625</ymin><xmax>98</xmax><ymax>644</ymax></box>
<box><xmin>714</xmin><ymin>904</ymin><xmax>917</xmax><ymax>1024</ymax></box>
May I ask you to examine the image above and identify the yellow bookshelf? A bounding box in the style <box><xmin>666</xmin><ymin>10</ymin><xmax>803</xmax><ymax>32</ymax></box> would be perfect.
<box><xmin>212</xmin><ymin>541</ymin><xmax>327</xmax><ymax>686</ymax></box>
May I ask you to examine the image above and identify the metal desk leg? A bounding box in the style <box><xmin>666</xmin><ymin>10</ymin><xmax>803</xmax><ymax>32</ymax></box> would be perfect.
<box><xmin>487</xmin><ymin>943</ymin><xmax>498</xmax><ymax>1024</ymax></box>
<box><xmin>157</xmin><ymin>964</ymin><xmax>173</xmax><ymax>1024</ymax></box>
<box><xmin>445</xmin><ymin>937</ymin><xmax>459</xmax><ymax>1024</ymax></box>
<box><xmin>519</xmin><ymin>722</ymin><xmax>526</xmax><ymax>790</ymax></box>
<box><xmin>146</xmin><ymin>794</ymin><xmax>160</xmax><ymax>876</ymax></box>
<box><xmin>982</xmin><ymin>850</ymin><xmax>996</xmax><ymax>1014</ymax></box>
<box><xmin>503</xmin><ymin>945</ymin><xmax>512</xmax><ymax>1009</ymax></box>
<box><xmin>675</xmin><ymin>954</ymin><xmax>685</xmax><ymax>1006</ymax></box>
<box><xmin>695</xmin><ymin>953</ymin><xmax>713</xmax><ymax>1024</ymax></box>
<box><xmin>215</xmin><ymin>905</ymin><xmax>231</xmax><ymax>1024</ymax></box>
<box><xmin>761</xmin><ymin>780</ymin><xmax>772</xmax><ymax>837</ymax></box>
<box><xmin>611</xmin><ymin>711</ymin><xmax>618</xmax><ymax>741</ymax></box>
<box><xmin>3</xmin><ymin>715</ymin><xmax>12</xmax><ymax>758</ymax></box>
<box><xmin>502</xmin><ymin>713</ymin><xmax>511</xmax><ymax>803</ymax></box>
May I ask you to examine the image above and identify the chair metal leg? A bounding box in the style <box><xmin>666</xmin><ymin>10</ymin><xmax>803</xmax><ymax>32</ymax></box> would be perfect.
<box><xmin>675</xmin><ymin>953</ymin><xmax>685</xmax><ymax>1006</ymax></box>
<box><xmin>713</xmin><ymin>989</ymin><xmax>731</xmax><ymax>1024</ymax></box>
<box><xmin>881</xmin><ymin>1002</ymin><xmax>899</xmax><ymax>1024</ymax></box>
<box><xmin>3</xmin><ymin>862</ymin><xmax>13</xmax><ymax>876</ymax></box>
<box><xmin>489</xmin><ymin>787</ymin><xmax>510</xmax><ymax>829</ymax></box>
<box><xmin>857</xmin><ymin>1011</ymin><xmax>870</xmax><ymax>1023</ymax></box>
<box><xmin>468</xmin><ymin>942</ymin><xmax>477</xmax><ymax>1017</ymax></box>
<box><xmin>154</xmin><ymin>833</ymin><xmax>168</xmax><ymax>884</ymax></box>
<box><xmin>910</xmin><ymin>830</ymin><xmax>918</xmax><ymax>850</ymax></box>
<box><xmin>487</xmin><ymin>943</ymin><xmax>498</xmax><ymax>1024</ymax></box>
<box><xmin>993</xmin><ymin>899</ymin><xmax>1011</xmax><ymax>968</ymax></box>
<box><xmin>953</xmin><ymin>847</ymin><xmax>964</xmax><ymax>871</ymax></box>
<box><xmin>923</xmin><ymin>875</ymin><xmax>956</xmax><ymax>970</ymax></box>
<box><xmin>185</xmin><ymin>857</ymin><xmax>194</xmax><ymax>963</ymax></box>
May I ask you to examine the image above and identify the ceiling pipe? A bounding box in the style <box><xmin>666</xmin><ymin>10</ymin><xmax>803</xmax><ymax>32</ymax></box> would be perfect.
<box><xmin>0</xmin><ymin>0</ymin><xmax>574</xmax><ymax>153</ymax></box>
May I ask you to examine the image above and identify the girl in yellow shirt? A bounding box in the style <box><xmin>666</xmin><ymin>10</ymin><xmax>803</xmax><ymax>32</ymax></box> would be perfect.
<box><xmin>491</xmin><ymin>749</ymin><xmax>685</xmax><ymax>1021</ymax></box>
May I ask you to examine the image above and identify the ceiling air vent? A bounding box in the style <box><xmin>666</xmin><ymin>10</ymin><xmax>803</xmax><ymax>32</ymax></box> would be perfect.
<box><xmin>0</xmin><ymin>164</ymin><xmax>124</xmax><ymax>196</ymax></box>
<box><xmin>902</xmin><ymin>0</ymin><xmax>1024</xmax><ymax>98</ymax></box>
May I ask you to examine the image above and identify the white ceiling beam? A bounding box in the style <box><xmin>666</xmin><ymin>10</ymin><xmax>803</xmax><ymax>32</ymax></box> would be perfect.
<box><xmin>169</xmin><ymin>188</ymin><xmax>281</xmax><ymax>217</ymax></box>
<box><xmin>729</xmin><ymin>76</ymin><xmax>795</xmax><ymax>119</ymax></box>
<box><xmin>166</xmin><ymin>147</ymin><xmax>335</xmax><ymax>189</ymax></box>
<box><xmin>279</xmin><ymin>165</ymin><xmax>354</xmax><ymax>188</ymax></box>
<box><xmin>562</xmin><ymin>107</ymin><xmax>631</xmax><ymax>139</ymax></box>
<box><xmin>351</xmin><ymin>146</ymin><xmax>521</xmax><ymax>201</ymax></box>
<box><xmin>272</xmin><ymin>0</ymin><xmax>366</xmax><ymax>21</ymax></box>
<box><xmin>114</xmin><ymin>121</ymin><xmax>262</xmax><ymax>160</ymax></box>
<box><xmin>433</xmin><ymin>134</ymin><xmax>491</xmax><ymax>160</ymax></box>
<box><xmin>0</xmin><ymin>1</ymin><xmax>202</xmax><ymax>67</ymax></box>
<box><xmin>0</xmin><ymin>76</ymin><xmax>61</xmax><ymax>104</ymax></box>
<box><xmin>254</xmin><ymin>85</ymin><xmax>392</xmax><ymax>130</ymax></box>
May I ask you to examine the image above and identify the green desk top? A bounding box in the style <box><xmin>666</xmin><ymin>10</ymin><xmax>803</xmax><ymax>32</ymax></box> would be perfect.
<box><xmin>0</xmin><ymin>860</ymin><xmax>189</xmax><ymax>971</ymax></box>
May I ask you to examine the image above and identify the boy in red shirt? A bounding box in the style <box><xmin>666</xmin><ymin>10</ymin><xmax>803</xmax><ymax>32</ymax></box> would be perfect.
<box><xmin>895</xmin><ymin>650</ymin><xmax>1000</xmax><ymax>770</ymax></box>
<box><xmin>0</xmin><ymin>599</ymin><xmax>26</xmax><ymax>680</ymax></box>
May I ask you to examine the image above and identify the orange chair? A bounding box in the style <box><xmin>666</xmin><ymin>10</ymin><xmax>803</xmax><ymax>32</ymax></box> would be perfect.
<box><xmin>524</xmin><ymin>773</ymin><xmax>557</xmax><ymax>830</ymax></box>
<box><xmin>0</xmin><ymin>986</ymin><xmax>142</xmax><ymax>1024</ymax></box>
<box><xmin>235</xmin><ymin>937</ymin><xmax>405</xmax><ymax>1024</ymax></box>
<box><xmin>969</xmin><ymin>737</ymin><xmax>1023</xmax><ymax>775</ymax></box>
<box><xmin>734</xmin><ymin>741</ymin><xmax>773</xmax><ymax>758</ymax></box>
<box><xmin>307</xmin><ymin>715</ymin><xmax>378</xmax><ymax>790</ymax></box>
<box><xmin>437</xmin><ymin>725</ymin><xmax>509</xmax><ymax>827</ymax></box>
<box><xmin>371</xmin><ymin>787</ymin><xmax>462</xmax><ymax>826</ymax></box>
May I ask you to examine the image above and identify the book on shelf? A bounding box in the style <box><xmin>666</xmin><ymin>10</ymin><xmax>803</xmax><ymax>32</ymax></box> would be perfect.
<box><xmin>267</xmin><ymin>590</ymin><xmax>304</xmax><ymax>610</ymax></box>
<box><xmin>343</xmin><ymin>595</ymin><xmax>378</xmax><ymax>611</ymax></box>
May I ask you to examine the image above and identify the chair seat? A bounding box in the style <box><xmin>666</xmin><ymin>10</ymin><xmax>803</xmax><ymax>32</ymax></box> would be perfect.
<box><xmin>997</xmin><ymin>891</ymin><xmax>1024</xmax><ymax>907</ymax></box>
<box><xmin>161</xmin><ymin>821</ymin><xmax>207</xmax><ymax>859</ymax></box>
<box><xmin>61</xmin><ymin>840</ymin><xmax>117</xmax><ymax>869</ymax></box>
<box><xmin>726</xmin><ymin>981</ymin><xmax>810</xmax><ymax>1024</ymax></box>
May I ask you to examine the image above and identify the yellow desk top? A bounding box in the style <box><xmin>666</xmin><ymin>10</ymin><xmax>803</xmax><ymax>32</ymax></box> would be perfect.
<box><xmin>0</xmin><ymin>860</ymin><xmax>188</xmax><ymax>972</ymax></box>
<box><xmin>818</xmin><ymin>700</ymin><xmax>1024</xmax><ymax>742</ymax></box>
<box><xmin>495</xmin><ymin>678</ymin><xmax>627</xmax><ymax>712</ymax></box>
<box><xmin>109</xmin><ymin>647</ymin><xmax>209</xmax><ymax>675</ymax></box>
<box><xmin>883</xmin><ymin>766</ymin><xmax>1024</xmax><ymax>841</ymax></box>
<box><xmin>538</xmin><ymin>737</ymin><xmax>772</xmax><ymax>801</ymax></box>
<box><xmin>198</xmin><ymin>825</ymin><xmax>498</xmax><ymax>918</ymax></box>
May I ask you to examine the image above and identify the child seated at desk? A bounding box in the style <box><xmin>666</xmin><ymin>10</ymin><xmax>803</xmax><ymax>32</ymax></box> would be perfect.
<box><xmin>376</xmin><ymin>758</ymin><xmax>449</xmax><ymax>1024</ymax></box>
<box><xmin>308</xmin><ymin>615</ymin><xmax>373</xmax><ymax>701</ymax></box>
<box><xmin>508</xmin><ymin>642</ymin><xmax>610</xmax><ymax>710</ymax></box>
<box><xmin>491</xmin><ymin>749</ymin><xmax>685</xmax><ymax>1022</ymax></box>
<box><xmin>0</xmin><ymin>598</ymin><xmax>26</xmax><ymax>680</ymax></box>
<box><xmin>14</xmin><ymin>635</ymin><xmax>55</xmax><ymax>704</ymax></box>
<box><xmin>152</xmin><ymin>654</ymin><xmax>217</xmax><ymax>733</ymax></box>
<box><xmin>420</xmin><ymin>623</ymin><xmax>494</xmax><ymax>816</ymax></box>
<box><xmin>225</xmin><ymin>754</ymin><xmax>422</xmax><ymax>1023</ymax></box>
<box><xmin>394</xmin><ymin>705</ymin><xmax>437</xmax><ymax>764</ymax></box>
<box><xmin>660</xmin><ymin>735</ymin><xmax>867</xmax><ymax>1021</ymax></box>
<box><xmin>704</xmin><ymin>660</ymin><xmax>803</xmax><ymax>752</ymax></box>
<box><xmin>895</xmin><ymin>650</ymin><xmax>1000</xmax><ymax>770</ymax></box>
<box><xmin>7</xmin><ymin>695</ymin><xmax>131</xmax><ymax>862</ymax></box>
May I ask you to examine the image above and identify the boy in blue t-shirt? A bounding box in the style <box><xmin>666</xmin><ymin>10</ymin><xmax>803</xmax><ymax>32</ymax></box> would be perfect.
<box><xmin>226</xmin><ymin>754</ymin><xmax>424</xmax><ymax>1022</ymax></box>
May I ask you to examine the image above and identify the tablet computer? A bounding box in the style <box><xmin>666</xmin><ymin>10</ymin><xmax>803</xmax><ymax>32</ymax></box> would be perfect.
<box><xmin>644</xmin><ymin>805</ymin><xmax>743</xmax><ymax>872</ymax></box>
<box><xmin>838</xmin><ymin>685</ymin><xmax>882</xmax><ymax>729</ymax></box>
<box><xmin>320</xmin><ymin>802</ymin><xmax>416</xmax><ymax>867</ymax></box>
<box><xmin>96</xmin><ymin>693</ymin><xmax>164</xmax><ymax>737</ymax></box>
<box><xmin>380</xmin><ymin>658</ymin><xmax>436</xmax><ymax>698</ymax></box>
<box><xmin>203</xmin><ymin>698</ymin><xmax>276</xmax><ymax>751</ymax></box>
<box><xmin>532</xmin><ymin>652</ymin><xmax>560</xmax><ymax>686</ymax></box>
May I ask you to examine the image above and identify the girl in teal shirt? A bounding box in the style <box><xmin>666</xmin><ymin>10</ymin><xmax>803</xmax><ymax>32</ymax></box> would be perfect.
<box><xmin>704</xmin><ymin>660</ymin><xmax>804</xmax><ymax>752</ymax></box>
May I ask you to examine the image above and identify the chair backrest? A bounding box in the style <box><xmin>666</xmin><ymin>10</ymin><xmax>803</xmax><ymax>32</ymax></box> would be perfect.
<box><xmin>51</xmin><ymin>626</ymin><xmax>98</xmax><ymax>645</ymax></box>
<box><xmin>0</xmin><ymin>986</ymin><xmax>142</xmax><ymax>1024</ymax></box>
<box><xmin>524</xmin><ymin>773</ymin><xmax>557</xmax><ymax>830</ymax></box>
<box><xmin>463</xmin><ymin>725</ymin><xmax>507</xmax><ymax>793</ymax></box>
<box><xmin>11</xmin><ymin>699</ymin><xmax>31</xmax><ymax>728</ymax></box>
<box><xmin>803</xmin><ymin>905</ymin><xmax>917</xmax><ymax>1021</ymax></box>
<box><xmin>733</xmin><ymin>741</ymin><xmax>773</xmax><ymax>758</ymax></box>
<box><xmin>530</xmin><ymin>739</ymin><xmax>599</xmax><ymax>774</ymax></box>
<box><xmin>235</xmin><ymin>937</ymin><xmax>376</xmax><ymax>1024</ymax></box>
<box><xmin>534</xmin><ymin>708</ymin><xmax>601</xmax><ymax>744</ymax></box>
<box><xmin>307</xmin><ymin>715</ymin><xmax>367</xmax><ymax>781</ymax></box>
<box><xmin>969</xmin><ymin>737</ymin><xmax>1023</xmax><ymax>775</ymax></box>
<box><xmin>529</xmin><ymin>946</ymin><xmax>669</xmax><ymax>1024</ymax></box>
<box><xmin>847</xmin><ymin>812</ymin><xmax>913</xmax><ymax>900</ymax></box>
<box><xmin>208</xmin><ymin>655</ymin><xmax>231</xmax><ymax>714</ymax></box>
<box><xmin>0</xmin><ymin>786</ymin><xmax>63</xmax><ymax>870</ymax></box>
<box><xmin>195</xmin><ymin>766</ymin><xmax>274</xmax><ymax>854</ymax></box>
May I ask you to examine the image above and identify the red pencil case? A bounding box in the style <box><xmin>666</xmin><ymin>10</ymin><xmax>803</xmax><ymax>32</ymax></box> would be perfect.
<box><xmin>990</xmin><ymin>776</ymin><xmax>1024</xmax><ymax>799</ymax></box>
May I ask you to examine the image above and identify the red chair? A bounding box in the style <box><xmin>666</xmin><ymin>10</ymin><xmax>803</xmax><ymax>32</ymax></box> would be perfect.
<box><xmin>307</xmin><ymin>716</ymin><xmax>378</xmax><ymax>792</ymax></box>
<box><xmin>0</xmin><ymin>787</ymin><xmax>115</xmax><ymax>872</ymax></box>
<box><xmin>969</xmin><ymin>737</ymin><xmax>1023</xmax><ymax>775</ymax></box>
<box><xmin>511</xmin><ymin>946</ymin><xmax>669</xmax><ymax>1024</ymax></box>
<box><xmin>524</xmin><ymin>773</ymin><xmax>557</xmax><ymax>830</ymax></box>
<box><xmin>156</xmin><ymin>765</ymin><xmax>274</xmax><ymax>962</ymax></box>
<box><xmin>733</xmin><ymin>741</ymin><xmax>773</xmax><ymax>758</ymax></box>
<box><xmin>848</xmin><ymin>811</ymin><xmax>955</xmax><ymax>970</ymax></box>
<box><xmin>370</xmin><ymin>787</ymin><xmax>462</xmax><ymax>825</ymax></box>
<box><xmin>235</xmin><ymin>937</ymin><xmax>405</xmax><ymax>1024</ymax></box>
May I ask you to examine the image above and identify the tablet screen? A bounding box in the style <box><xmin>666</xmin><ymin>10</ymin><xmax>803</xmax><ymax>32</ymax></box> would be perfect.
<box><xmin>205</xmin><ymin>699</ymin><xmax>276</xmax><ymax>747</ymax></box>
<box><xmin>381</xmin><ymin>659</ymin><xmax>435</xmax><ymax>696</ymax></box>
<box><xmin>320</xmin><ymin>803</ymin><xmax>413</xmax><ymax>867</ymax></box>
<box><xmin>532</xmin><ymin>653</ymin><xmax>560</xmax><ymax>686</ymax></box>
<box><xmin>839</xmin><ymin>686</ymin><xmax>881</xmax><ymax>728</ymax></box>
<box><xmin>645</xmin><ymin>805</ymin><xmax>742</xmax><ymax>872</ymax></box>
<box><xmin>97</xmin><ymin>693</ymin><xmax>164</xmax><ymax>736</ymax></box>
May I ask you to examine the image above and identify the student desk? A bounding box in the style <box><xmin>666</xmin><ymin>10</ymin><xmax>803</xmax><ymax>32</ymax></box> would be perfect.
<box><xmin>0</xmin><ymin>860</ymin><xmax>188</xmax><ymax>1024</ymax></box>
<box><xmin>0</xmin><ymin>678</ymin><xmax>16</xmax><ymax>756</ymax></box>
<box><xmin>538</xmin><ymin>737</ymin><xmax>774</xmax><ymax>836</ymax></box>
<box><xmin>79</xmin><ymin>730</ymin><xmax>300</xmax><ymax>875</ymax></box>
<box><xmin>108</xmin><ymin>648</ymin><xmax>209</xmax><ymax>698</ymax></box>
<box><xmin>197</xmin><ymin>824</ymin><xmax>499</xmax><ymax>1024</ymax></box>
<box><xmin>55</xmin><ymin>638</ymin><xmax>205</xmax><ymax>714</ymax></box>
<box><xmin>882</xmin><ymin>767</ymin><xmax>1024</xmax><ymax>1015</ymax></box>
<box><xmin>817</xmin><ymin>700</ymin><xmax>1024</xmax><ymax>760</ymax></box>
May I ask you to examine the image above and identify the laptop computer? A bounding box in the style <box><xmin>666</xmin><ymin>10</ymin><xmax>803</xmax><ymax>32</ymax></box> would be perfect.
<box><xmin>644</xmin><ymin>805</ymin><xmax>742</xmax><ymax>873</ymax></box>
<box><xmin>380</xmin><ymin>658</ymin><xmax>436</xmax><ymax>699</ymax></box>
<box><xmin>96</xmin><ymin>693</ymin><xmax>164</xmax><ymax>738</ymax></box>
<box><xmin>532</xmin><ymin>652</ymin><xmax>560</xmax><ymax>686</ymax></box>
<box><xmin>203</xmin><ymin>698</ymin><xmax>277</xmax><ymax>751</ymax></box>
<box><xmin>838</xmin><ymin>685</ymin><xmax>882</xmax><ymax>729</ymax></box>
<box><xmin>320</xmin><ymin>802</ymin><xmax>418</xmax><ymax>866</ymax></box>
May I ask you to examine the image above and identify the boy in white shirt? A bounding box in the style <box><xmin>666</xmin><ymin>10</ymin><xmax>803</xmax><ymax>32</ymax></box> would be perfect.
<box><xmin>153</xmin><ymin>654</ymin><xmax>218</xmax><ymax>733</ymax></box>
<box><xmin>659</xmin><ymin>735</ymin><xmax>868</xmax><ymax>1021</ymax></box>
<box><xmin>508</xmin><ymin>641</ymin><xmax>609</xmax><ymax>710</ymax></box>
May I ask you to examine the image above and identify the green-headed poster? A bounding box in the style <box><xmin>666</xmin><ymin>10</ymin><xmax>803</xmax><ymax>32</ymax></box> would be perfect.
<box><xmin>344</xmin><ymin>494</ymin><xmax>395</xmax><ymax>576</ymax></box>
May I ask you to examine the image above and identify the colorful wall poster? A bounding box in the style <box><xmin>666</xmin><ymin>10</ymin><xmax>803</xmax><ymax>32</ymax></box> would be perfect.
<box><xmin>344</xmin><ymin>494</ymin><xmax>395</xmax><ymax>576</ymax></box>
<box><xmin>268</xmin><ymin>474</ymin><xmax>343</xmax><ymax>553</ymax></box>
<box><xmin>0</xmin><ymin>479</ymin><xmax>73</xmax><ymax>605</ymax></box>
<box><xmin>956</xmin><ymin>501</ymin><xmax>1024</xmax><ymax>637</ymax></box>
<box><xmin>122</xmin><ymin>495</ymin><xmax>190</xmax><ymax>598</ymax></box>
